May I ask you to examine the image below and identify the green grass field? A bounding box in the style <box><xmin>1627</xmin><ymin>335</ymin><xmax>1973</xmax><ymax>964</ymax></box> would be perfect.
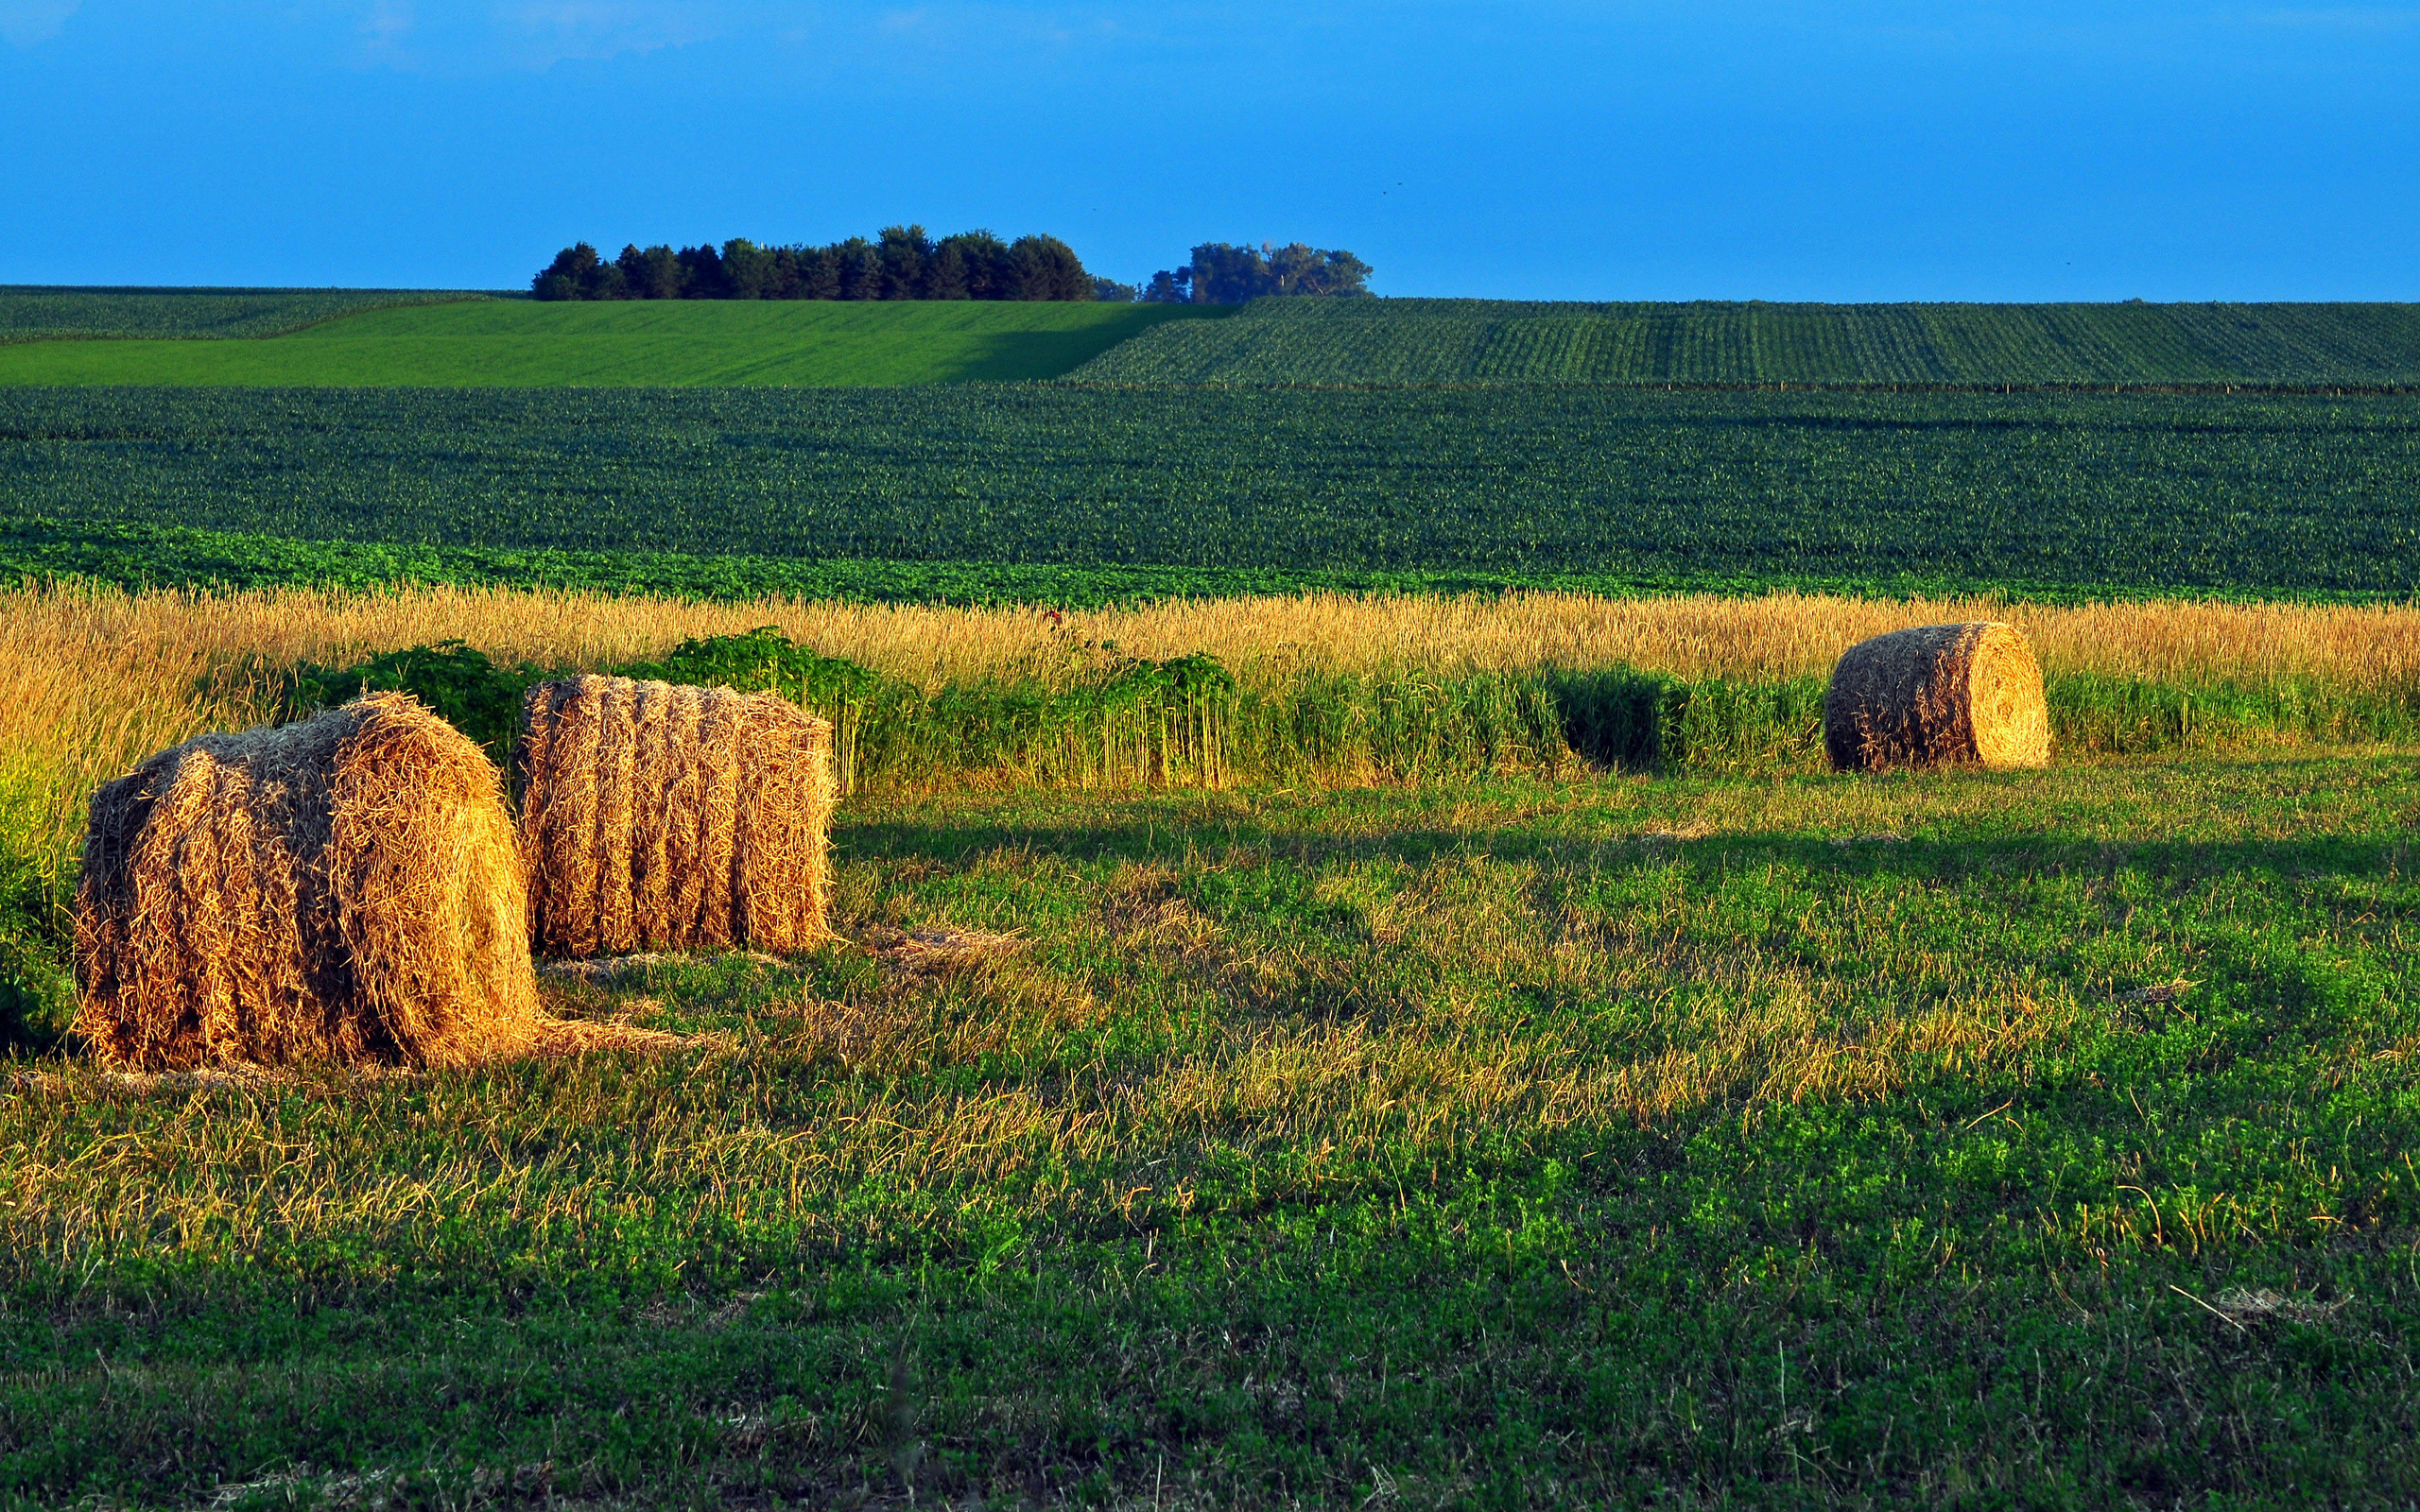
<box><xmin>1073</xmin><ymin>298</ymin><xmax>2420</xmax><ymax>387</ymax></box>
<box><xmin>6</xmin><ymin>386</ymin><xmax>2419</xmax><ymax>599</ymax></box>
<box><xmin>0</xmin><ymin>286</ymin><xmax>497</xmax><ymax>344</ymax></box>
<box><xmin>5</xmin><ymin>764</ymin><xmax>2415</xmax><ymax>1506</ymax></box>
<box><xmin>0</xmin><ymin>300</ymin><xmax>1226</xmax><ymax>387</ymax></box>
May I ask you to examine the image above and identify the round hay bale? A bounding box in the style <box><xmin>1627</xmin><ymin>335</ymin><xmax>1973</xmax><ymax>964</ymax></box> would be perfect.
<box><xmin>516</xmin><ymin>675</ymin><xmax>834</xmax><ymax>959</ymax></box>
<box><xmin>73</xmin><ymin>693</ymin><xmax>541</xmax><ymax>1072</ymax></box>
<box><xmin>1823</xmin><ymin>622</ymin><xmax>2049</xmax><ymax>772</ymax></box>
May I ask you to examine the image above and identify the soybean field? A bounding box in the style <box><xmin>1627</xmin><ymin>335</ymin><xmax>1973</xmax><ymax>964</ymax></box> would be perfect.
<box><xmin>6</xmin><ymin>385</ymin><xmax>2420</xmax><ymax>598</ymax></box>
<box><xmin>1071</xmin><ymin>297</ymin><xmax>2420</xmax><ymax>387</ymax></box>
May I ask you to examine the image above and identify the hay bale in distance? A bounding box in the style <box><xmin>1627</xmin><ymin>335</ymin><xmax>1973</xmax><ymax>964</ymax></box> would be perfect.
<box><xmin>74</xmin><ymin>693</ymin><xmax>542</xmax><ymax>1072</ymax></box>
<box><xmin>1823</xmin><ymin>622</ymin><xmax>2049</xmax><ymax>772</ymax></box>
<box><xmin>517</xmin><ymin>675</ymin><xmax>834</xmax><ymax>958</ymax></box>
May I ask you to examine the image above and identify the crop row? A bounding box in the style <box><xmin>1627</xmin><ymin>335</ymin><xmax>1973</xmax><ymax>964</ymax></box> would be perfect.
<box><xmin>2</xmin><ymin>386</ymin><xmax>2418</xmax><ymax>594</ymax></box>
<box><xmin>1071</xmin><ymin>298</ymin><xmax>2420</xmax><ymax>387</ymax></box>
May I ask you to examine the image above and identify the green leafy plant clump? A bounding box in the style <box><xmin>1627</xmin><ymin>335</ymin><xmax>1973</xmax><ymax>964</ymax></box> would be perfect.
<box><xmin>0</xmin><ymin>765</ymin><xmax>73</xmax><ymax>1051</ymax></box>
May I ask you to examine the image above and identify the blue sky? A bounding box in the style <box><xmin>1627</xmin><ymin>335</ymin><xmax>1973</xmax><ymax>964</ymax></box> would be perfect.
<box><xmin>2</xmin><ymin>2</ymin><xmax>2414</xmax><ymax>299</ymax></box>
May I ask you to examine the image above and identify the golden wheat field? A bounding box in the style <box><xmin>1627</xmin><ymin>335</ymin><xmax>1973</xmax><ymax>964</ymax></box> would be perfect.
<box><xmin>10</xmin><ymin>578</ymin><xmax>2420</xmax><ymax>823</ymax></box>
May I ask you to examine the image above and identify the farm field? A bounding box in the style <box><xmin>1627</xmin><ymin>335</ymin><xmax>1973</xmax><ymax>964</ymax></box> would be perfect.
<box><xmin>4</xmin><ymin>289</ymin><xmax>2419</xmax><ymax>1505</ymax></box>
<box><xmin>0</xmin><ymin>285</ymin><xmax>495</xmax><ymax>344</ymax></box>
<box><xmin>6</xmin><ymin>386</ymin><xmax>2420</xmax><ymax>598</ymax></box>
<box><xmin>0</xmin><ymin>300</ymin><xmax>1227</xmax><ymax>387</ymax></box>
<box><xmin>1</xmin><ymin>584</ymin><xmax>2416</xmax><ymax>1506</ymax></box>
<box><xmin>1073</xmin><ymin>297</ymin><xmax>2420</xmax><ymax>387</ymax></box>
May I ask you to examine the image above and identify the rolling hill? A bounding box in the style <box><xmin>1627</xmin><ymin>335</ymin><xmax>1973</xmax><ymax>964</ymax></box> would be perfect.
<box><xmin>1069</xmin><ymin>297</ymin><xmax>2420</xmax><ymax>387</ymax></box>
<box><xmin>0</xmin><ymin>298</ymin><xmax>1227</xmax><ymax>387</ymax></box>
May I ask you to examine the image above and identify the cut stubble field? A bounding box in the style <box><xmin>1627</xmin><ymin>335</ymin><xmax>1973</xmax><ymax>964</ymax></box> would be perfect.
<box><xmin>0</xmin><ymin>585</ymin><xmax>2416</xmax><ymax>1505</ymax></box>
<box><xmin>3</xmin><ymin>765</ymin><xmax>2416</xmax><ymax>1506</ymax></box>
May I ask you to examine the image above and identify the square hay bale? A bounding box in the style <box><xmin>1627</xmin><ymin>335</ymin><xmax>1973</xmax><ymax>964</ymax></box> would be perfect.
<box><xmin>1823</xmin><ymin>621</ymin><xmax>2049</xmax><ymax>772</ymax></box>
<box><xmin>516</xmin><ymin>675</ymin><xmax>834</xmax><ymax>958</ymax></box>
<box><xmin>74</xmin><ymin>693</ymin><xmax>542</xmax><ymax>1071</ymax></box>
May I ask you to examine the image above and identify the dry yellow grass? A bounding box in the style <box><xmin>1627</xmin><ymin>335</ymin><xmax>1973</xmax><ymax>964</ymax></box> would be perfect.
<box><xmin>6</xmin><ymin>579</ymin><xmax>2419</xmax><ymax>868</ymax></box>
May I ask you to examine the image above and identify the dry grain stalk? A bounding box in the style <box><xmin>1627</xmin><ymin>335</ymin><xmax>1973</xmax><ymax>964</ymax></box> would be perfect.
<box><xmin>1823</xmin><ymin>622</ymin><xmax>2049</xmax><ymax>771</ymax></box>
<box><xmin>73</xmin><ymin>693</ymin><xmax>542</xmax><ymax>1071</ymax></box>
<box><xmin>516</xmin><ymin>675</ymin><xmax>833</xmax><ymax>958</ymax></box>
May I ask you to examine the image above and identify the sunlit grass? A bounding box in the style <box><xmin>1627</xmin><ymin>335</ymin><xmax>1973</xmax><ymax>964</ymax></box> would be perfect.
<box><xmin>2</xmin><ymin>586</ymin><xmax>2416</xmax><ymax>1503</ymax></box>
<box><xmin>2</xmin><ymin>765</ymin><xmax>2414</xmax><ymax>1502</ymax></box>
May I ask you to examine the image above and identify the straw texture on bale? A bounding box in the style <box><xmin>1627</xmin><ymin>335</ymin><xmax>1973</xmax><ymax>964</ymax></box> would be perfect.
<box><xmin>517</xmin><ymin>675</ymin><xmax>834</xmax><ymax>958</ymax></box>
<box><xmin>74</xmin><ymin>693</ymin><xmax>542</xmax><ymax>1071</ymax></box>
<box><xmin>1823</xmin><ymin>622</ymin><xmax>2050</xmax><ymax>772</ymax></box>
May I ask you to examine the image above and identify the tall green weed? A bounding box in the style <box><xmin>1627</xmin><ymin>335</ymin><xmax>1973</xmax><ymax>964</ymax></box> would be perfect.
<box><xmin>291</xmin><ymin>631</ymin><xmax>2420</xmax><ymax>791</ymax></box>
<box><xmin>0</xmin><ymin>763</ymin><xmax>74</xmax><ymax>1048</ymax></box>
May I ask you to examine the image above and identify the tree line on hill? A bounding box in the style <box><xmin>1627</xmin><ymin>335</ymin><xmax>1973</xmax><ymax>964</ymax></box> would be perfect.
<box><xmin>1142</xmin><ymin>243</ymin><xmax>1373</xmax><ymax>303</ymax></box>
<box><xmin>530</xmin><ymin>229</ymin><xmax>1374</xmax><ymax>303</ymax></box>
<box><xmin>532</xmin><ymin>227</ymin><xmax>1099</xmax><ymax>301</ymax></box>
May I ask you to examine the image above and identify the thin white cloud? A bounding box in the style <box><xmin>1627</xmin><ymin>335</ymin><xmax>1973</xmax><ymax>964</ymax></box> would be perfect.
<box><xmin>0</xmin><ymin>0</ymin><xmax>81</xmax><ymax>45</ymax></box>
<box><xmin>2238</xmin><ymin>5</ymin><xmax>2420</xmax><ymax>27</ymax></box>
<box><xmin>496</xmin><ymin>0</ymin><xmax>732</xmax><ymax>62</ymax></box>
<box><xmin>338</xmin><ymin>0</ymin><xmax>762</xmax><ymax>72</ymax></box>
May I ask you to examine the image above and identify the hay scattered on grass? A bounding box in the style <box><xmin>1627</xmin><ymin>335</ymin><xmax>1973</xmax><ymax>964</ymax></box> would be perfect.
<box><xmin>1823</xmin><ymin>622</ymin><xmax>2049</xmax><ymax>772</ymax></box>
<box><xmin>538</xmin><ymin>950</ymin><xmax>786</xmax><ymax>988</ymax></box>
<box><xmin>2214</xmin><ymin>1288</ymin><xmax>2349</xmax><ymax>1325</ymax></box>
<box><xmin>518</xmin><ymin>676</ymin><xmax>834</xmax><ymax>959</ymax></box>
<box><xmin>73</xmin><ymin>693</ymin><xmax>543</xmax><ymax>1072</ymax></box>
<box><xmin>864</xmin><ymin>925</ymin><xmax>1028</xmax><ymax>974</ymax></box>
<box><xmin>528</xmin><ymin>1017</ymin><xmax>690</xmax><ymax>1057</ymax></box>
<box><xmin>2119</xmin><ymin>978</ymin><xmax>2198</xmax><ymax>1005</ymax></box>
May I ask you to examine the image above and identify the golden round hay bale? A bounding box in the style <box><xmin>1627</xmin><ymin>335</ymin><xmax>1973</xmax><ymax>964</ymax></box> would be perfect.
<box><xmin>1822</xmin><ymin>622</ymin><xmax>2049</xmax><ymax>772</ymax></box>
<box><xmin>73</xmin><ymin>692</ymin><xmax>541</xmax><ymax>1071</ymax></box>
<box><xmin>516</xmin><ymin>675</ymin><xmax>834</xmax><ymax>959</ymax></box>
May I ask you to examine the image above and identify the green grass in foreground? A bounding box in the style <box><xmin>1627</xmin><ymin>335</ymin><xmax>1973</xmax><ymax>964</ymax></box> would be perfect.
<box><xmin>0</xmin><ymin>301</ymin><xmax>1230</xmax><ymax>387</ymax></box>
<box><xmin>7</xmin><ymin>387</ymin><xmax>2420</xmax><ymax>597</ymax></box>
<box><xmin>1</xmin><ymin>762</ymin><xmax>2416</xmax><ymax>1506</ymax></box>
<box><xmin>0</xmin><ymin>287</ymin><xmax>496</xmax><ymax>345</ymax></box>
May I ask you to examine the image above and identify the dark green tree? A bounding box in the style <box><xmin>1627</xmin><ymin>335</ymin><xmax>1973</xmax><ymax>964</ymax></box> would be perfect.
<box><xmin>877</xmin><ymin>225</ymin><xmax>932</xmax><ymax>300</ymax></box>
<box><xmin>532</xmin><ymin>243</ymin><xmax>601</xmax><ymax>301</ymax></box>
<box><xmin>674</xmin><ymin>242</ymin><xmax>727</xmax><ymax>299</ymax></box>
<box><xmin>617</xmin><ymin>244</ymin><xmax>687</xmax><ymax>300</ymax></box>
<box><xmin>924</xmin><ymin>242</ymin><xmax>971</xmax><ymax>300</ymax></box>
<box><xmin>941</xmin><ymin>231</ymin><xmax>1015</xmax><ymax>300</ymax></box>
<box><xmin>1011</xmin><ymin>234</ymin><xmax>1089</xmax><ymax>301</ymax></box>
<box><xmin>719</xmin><ymin>238</ymin><xmax>779</xmax><ymax>300</ymax></box>
<box><xmin>835</xmin><ymin>237</ymin><xmax>883</xmax><ymax>300</ymax></box>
